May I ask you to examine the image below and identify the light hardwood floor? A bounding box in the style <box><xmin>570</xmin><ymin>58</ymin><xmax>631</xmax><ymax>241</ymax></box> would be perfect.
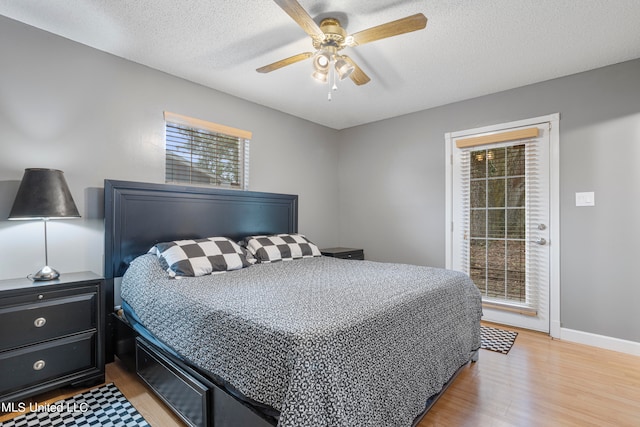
<box><xmin>420</xmin><ymin>323</ymin><xmax>640</xmax><ymax>427</ymax></box>
<box><xmin>2</xmin><ymin>323</ymin><xmax>639</xmax><ymax>426</ymax></box>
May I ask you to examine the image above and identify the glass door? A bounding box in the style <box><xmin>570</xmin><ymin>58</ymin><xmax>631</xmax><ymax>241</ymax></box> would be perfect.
<box><xmin>447</xmin><ymin>118</ymin><xmax>555</xmax><ymax>333</ymax></box>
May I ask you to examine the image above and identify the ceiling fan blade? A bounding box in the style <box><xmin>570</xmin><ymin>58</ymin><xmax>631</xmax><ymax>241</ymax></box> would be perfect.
<box><xmin>348</xmin><ymin>13</ymin><xmax>427</xmax><ymax>46</ymax></box>
<box><xmin>344</xmin><ymin>56</ymin><xmax>371</xmax><ymax>85</ymax></box>
<box><xmin>273</xmin><ymin>0</ymin><xmax>325</xmax><ymax>41</ymax></box>
<box><xmin>256</xmin><ymin>52</ymin><xmax>314</xmax><ymax>73</ymax></box>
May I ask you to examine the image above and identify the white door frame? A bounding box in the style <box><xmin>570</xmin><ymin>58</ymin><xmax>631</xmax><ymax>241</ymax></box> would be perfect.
<box><xmin>445</xmin><ymin>113</ymin><xmax>560</xmax><ymax>338</ymax></box>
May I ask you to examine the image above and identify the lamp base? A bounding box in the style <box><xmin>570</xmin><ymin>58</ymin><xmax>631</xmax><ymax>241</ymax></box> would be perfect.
<box><xmin>31</xmin><ymin>266</ymin><xmax>60</xmax><ymax>281</ymax></box>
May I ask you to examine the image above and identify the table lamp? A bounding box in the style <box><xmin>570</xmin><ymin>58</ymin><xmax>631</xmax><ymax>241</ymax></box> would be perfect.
<box><xmin>8</xmin><ymin>168</ymin><xmax>80</xmax><ymax>281</ymax></box>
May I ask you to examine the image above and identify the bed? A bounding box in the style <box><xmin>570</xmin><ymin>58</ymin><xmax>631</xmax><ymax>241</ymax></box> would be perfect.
<box><xmin>104</xmin><ymin>179</ymin><xmax>482</xmax><ymax>427</ymax></box>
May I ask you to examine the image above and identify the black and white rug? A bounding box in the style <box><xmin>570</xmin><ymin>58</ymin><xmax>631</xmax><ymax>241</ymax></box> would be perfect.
<box><xmin>480</xmin><ymin>325</ymin><xmax>518</xmax><ymax>354</ymax></box>
<box><xmin>0</xmin><ymin>383</ymin><xmax>149</xmax><ymax>427</ymax></box>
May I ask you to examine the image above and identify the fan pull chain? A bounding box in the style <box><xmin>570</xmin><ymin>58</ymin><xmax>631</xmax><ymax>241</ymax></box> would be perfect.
<box><xmin>328</xmin><ymin>61</ymin><xmax>338</xmax><ymax>101</ymax></box>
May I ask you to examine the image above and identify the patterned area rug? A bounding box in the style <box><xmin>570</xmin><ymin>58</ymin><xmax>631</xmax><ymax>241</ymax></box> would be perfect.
<box><xmin>0</xmin><ymin>383</ymin><xmax>149</xmax><ymax>427</ymax></box>
<box><xmin>480</xmin><ymin>325</ymin><xmax>518</xmax><ymax>354</ymax></box>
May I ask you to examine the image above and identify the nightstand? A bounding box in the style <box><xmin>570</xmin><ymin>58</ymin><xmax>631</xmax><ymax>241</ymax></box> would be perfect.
<box><xmin>321</xmin><ymin>247</ymin><xmax>364</xmax><ymax>260</ymax></box>
<box><xmin>0</xmin><ymin>272</ymin><xmax>105</xmax><ymax>402</ymax></box>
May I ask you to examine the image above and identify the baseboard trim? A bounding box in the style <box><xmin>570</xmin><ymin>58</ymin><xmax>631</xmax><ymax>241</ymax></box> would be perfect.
<box><xmin>560</xmin><ymin>327</ymin><xmax>640</xmax><ymax>356</ymax></box>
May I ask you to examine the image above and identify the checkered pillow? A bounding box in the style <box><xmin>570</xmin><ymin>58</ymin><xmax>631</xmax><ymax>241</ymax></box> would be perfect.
<box><xmin>243</xmin><ymin>234</ymin><xmax>321</xmax><ymax>263</ymax></box>
<box><xmin>149</xmin><ymin>237</ymin><xmax>251</xmax><ymax>277</ymax></box>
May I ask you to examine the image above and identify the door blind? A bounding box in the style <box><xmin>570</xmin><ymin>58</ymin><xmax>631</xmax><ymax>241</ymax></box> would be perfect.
<box><xmin>456</xmin><ymin>133</ymin><xmax>545</xmax><ymax>314</ymax></box>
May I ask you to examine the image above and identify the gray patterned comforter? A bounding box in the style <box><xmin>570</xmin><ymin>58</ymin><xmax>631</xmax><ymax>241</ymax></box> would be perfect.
<box><xmin>121</xmin><ymin>254</ymin><xmax>482</xmax><ymax>427</ymax></box>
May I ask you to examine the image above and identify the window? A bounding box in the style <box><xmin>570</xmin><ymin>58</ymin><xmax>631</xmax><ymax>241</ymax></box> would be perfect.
<box><xmin>164</xmin><ymin>111</ymin><xmax>251</xmax><ymax>190</ymax></box>
<box><xmin>468</xmin><ymin>144</ymin><xmax>528</xmax><ymax>303</ymax></box>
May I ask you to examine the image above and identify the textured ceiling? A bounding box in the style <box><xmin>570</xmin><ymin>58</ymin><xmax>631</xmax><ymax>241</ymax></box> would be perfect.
<box><xmin>1</xmin><ymin>0</ymin><xmax>640</xmax><ymax>130</ymax></box>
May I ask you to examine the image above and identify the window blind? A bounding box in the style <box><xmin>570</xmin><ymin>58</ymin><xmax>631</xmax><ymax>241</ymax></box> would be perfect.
<box><xmin>455</xmin><ymin>132</ymin><xmax>544</xmax><ymax>314</ymax></box>
<box><xmin>164</xmin><ymin>112</ymin><xmax>251</xmax><ymax>190</ymax></box>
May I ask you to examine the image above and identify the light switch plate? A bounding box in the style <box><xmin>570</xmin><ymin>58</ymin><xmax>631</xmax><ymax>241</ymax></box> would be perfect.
<box><xmin>576</xmin><ymin>192</ymin><xmax>595</xmax><ymax>207</ymax></box>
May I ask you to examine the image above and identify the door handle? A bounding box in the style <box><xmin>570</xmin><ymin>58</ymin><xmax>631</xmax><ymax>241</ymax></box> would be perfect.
<box><xmin>534</xmin><ymin>238</ymin><xmax>547</xmax><ymax>246</ymax></box>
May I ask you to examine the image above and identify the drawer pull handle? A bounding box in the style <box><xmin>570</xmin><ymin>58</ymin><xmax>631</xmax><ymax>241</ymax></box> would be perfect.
<box><xmin>33</xmin><ymin>360</ymin><xmax>46</xmax><ymax>371</ymax></box>
<box><xmin>34</xmin><ymin>317</ymin><xmax>47</xmax><ymax>328</ymax></box>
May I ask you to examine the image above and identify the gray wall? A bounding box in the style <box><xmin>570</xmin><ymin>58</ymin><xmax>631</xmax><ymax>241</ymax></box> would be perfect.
<box><xmin>0</xmin><ymin>16</ymin><xmax>340</xmax><ymax>279</ymax></box>
<box><xmin>338</xmin><ymin>59</ymin><xmax>640</xmax><ymax>343</ymax></box>
<box><xmin>1</xmin><ymin>16</ymin><xmax>639</xmax><ymax>345</ymax></box>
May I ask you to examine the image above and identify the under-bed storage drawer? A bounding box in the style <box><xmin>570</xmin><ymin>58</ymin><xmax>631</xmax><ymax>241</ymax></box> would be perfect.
<box><xmin>136</xmin><ymin>338</ymin><xmax>209</xmax><ymax>427</ymax></box>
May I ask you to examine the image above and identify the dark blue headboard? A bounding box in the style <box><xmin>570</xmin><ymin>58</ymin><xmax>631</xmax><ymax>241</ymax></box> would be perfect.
<box><xmin>104</xmin><ymin>179</ymin><xmax>298</xmax><ymax>280</ymax></box>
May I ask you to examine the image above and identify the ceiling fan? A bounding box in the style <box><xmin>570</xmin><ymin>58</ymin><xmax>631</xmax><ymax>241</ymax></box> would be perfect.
<box><xmin>256</xmin><ymin>0</ymin><xmax>427</xmax><ymax>94</ymax></box>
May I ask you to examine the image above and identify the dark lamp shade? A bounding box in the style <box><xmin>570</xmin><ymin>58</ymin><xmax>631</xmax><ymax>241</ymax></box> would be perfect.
<box><xmin>9</xmin><ymin>168</ymin><xmax>80</xmax><ymax>219</ymax></box>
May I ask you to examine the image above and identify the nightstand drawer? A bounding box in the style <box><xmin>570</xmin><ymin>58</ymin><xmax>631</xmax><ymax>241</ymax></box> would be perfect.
<box><xmin>0</xmin><ymin>291</ymin><xmax>97</xmax><ymax>352</ymax></box>
<box><xmin>0</xmin><ymin>331</ymin><xmax>96</xmax><ymax>394</ymax></box>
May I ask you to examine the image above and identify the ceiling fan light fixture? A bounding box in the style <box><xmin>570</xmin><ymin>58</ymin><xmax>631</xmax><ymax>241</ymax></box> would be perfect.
<box><xmin>313</xmin><ymin>51</ymin><xmax>331</xmax><ymax>72</ymax></box>
<box><xmin>312</xmin><ymin>69</ymin><xmax>328</xmax><ymax>83</ymax></box>
<box><xmin>335</xmin><ymin>57</ymin><xmax>355</xmax><ymax>80</ymax></box>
